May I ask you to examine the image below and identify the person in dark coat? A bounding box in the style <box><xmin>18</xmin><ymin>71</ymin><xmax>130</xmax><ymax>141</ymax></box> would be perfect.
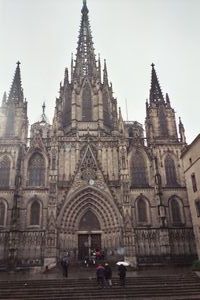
<box><xmin>118</xmin><ymin>264</ymin><xmax>127</xmax><ymax>286</ymax></box>
<box><xmin>96</xmin><ymin>264</ymin><xmax>105</xmax><ymax>287</ymax></box>
<box><xmin>61</xmin><ymin>256</ymin><xmax>69</xmax><ymax>278</ymax></box>
<box><xmin>104</xmin><ymin>263</ymin><xmax>112</xmax><ymax>287</ymax></box>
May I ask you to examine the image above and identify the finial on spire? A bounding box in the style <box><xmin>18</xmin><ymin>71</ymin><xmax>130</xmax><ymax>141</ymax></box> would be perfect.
<box><xmin>42</xmin><ymin>102</ymin><xmax>45</xmax><ymax>115</ymax></box>
<box><xmin>17</xmin><ymin>61</ymin><xmax>21</xmax><ymax>67</ymax></box>
<box><xmin>103</xmin><ymin>59</ymin><xmax>108</xmax><ymax>85</ymax></box>
<box><xmin>151</xmin><ymin>63</ymin><xmax>155</xmax><ymax>68</ymax></box>
<box><xmin>166</xmin><ymin>93</ymin><xmax>171</xmax><ymax>107</ymax></box>
<box><xmin>41</xmin><ymin>101</ymin><xmax>47</xmax><ymax>122</ymax></box>
<box><xmin>179</xmin><ymin>117</ymin><xmax>186</xmax><ymax>143</ymax></box>
<box><xmin>81</xmin><ymin>0</ymin><xmax>89</xmax><ymax>15</ymax></box>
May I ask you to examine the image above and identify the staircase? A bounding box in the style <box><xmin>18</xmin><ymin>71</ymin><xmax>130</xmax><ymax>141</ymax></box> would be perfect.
<box><xmin>0</xmin><ymin>272</ymin><xmax>200</xmax><ymax>299</ymax></box>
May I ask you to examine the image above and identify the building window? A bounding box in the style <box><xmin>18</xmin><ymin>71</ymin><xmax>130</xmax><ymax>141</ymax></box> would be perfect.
<box><xmin>82</xmin><ymin>82</ymin><xmax>92</xmax><ymax>121</ymax></box>
<box><xmin>30</xmin><ymin>200</ymin><xmax>40</xmax><ymax>226</ymax></box>
<box><xmin>191</xmin><ymin>173</ymin><xmax>197</xmax><ymax>192</ymax></box>
<box><xmin>0</xmin><ymin>156</ymin><xmax>10</xmax><ymax>187</ymax></box>
<box><xmin>131</xmin><ymin>151</ymin><xmax>148</xmax><ymax>187</ymax></box>
<box><xmin>137</xmin><ymin>197</ymin><xmax>148</xmax><ymax>223</ymax></box>
<box><xmin>170</xmin><ymin>197</ymin><xmax>183</xmax><ymax>226</ymax></box>
<box><xmin>165</xmin><ymin>155</ymin><xmax>177</xmax><ymax>186</ymax></box>
<box><xmin>0</xmin><ymin>200</ymin><xmax>6</xmax><ymax>226</ymax></box>
<box><xmin>28</xmin><ymin>153</ymin><xmax>45</xmax><ymax>187</ymax></box>
<box><xmin>195</xmin><ymin>199</ymin><xmax>200</xmax><ymax>217</ymax></box>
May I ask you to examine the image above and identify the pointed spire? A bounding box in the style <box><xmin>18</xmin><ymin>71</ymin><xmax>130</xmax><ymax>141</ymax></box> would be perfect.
<box><xmin>149</xmin><ymin>63</ymin><xmax>164</xmax><ymax>103</ymax></box>
<box><xmin>71</xmin><ymin>53</ymin><xmax>74</xmax><ymax>81</ymax></box>
<box><xmin>179</xmin><ymin>117</ymin><xmax>186</xmax><ymax>143</ymax></box>
<box><xmin>166</xmin><ymin>93</ymin><xmax>171</xmax><ymax>107</ymax></box>
<box><xmin>73</xmin><ymin>1</ymin><xmax>97</xmax><ymax>79</ymax></box>
<box><xmin>41</xmin><ymin>102</ymin><xmax>47</xmax><ymax>123</ymax></box>
<box><xmin>98</xmin><ymin>53</ymin><xmax>101</xmax><ymax>82</ymax></box>
<box><xmin>8</xmin><ymin>61</ymin><xmax>24</xmax><ymax>103</ymax></box>
<box><xmin>2</xmin><ymin>92</ymin><xmax>7</xmax><ymax>105</ymax></box>
<box><xmin>64</xmin><ymin>67</ymin><xmax>69</xmax><ymax>84</ymax></box>
<box><xmin>103</xmin><ymin>59</ymin><xmax>108</xmax><ymax>85</ymax></box>
<box><xmin>118</xmin><ymin>107</ymin><xmax>124</xmax><ymax>133</ymax></box>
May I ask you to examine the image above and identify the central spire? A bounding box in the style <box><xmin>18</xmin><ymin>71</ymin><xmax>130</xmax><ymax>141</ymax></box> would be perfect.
<box><xmin>73</xmin><ymin>0</ymin><xmax>98</xmax><ymax>80</ymax></box>
<box><xmin>8</xmin><ymin>61</ymin><xmax>24</xmax><ymax>103</ymax></box>
<box><xmin>149</xmin><ymin>63</ymin><xmax>164</xmax><ymax>103</ymax></box>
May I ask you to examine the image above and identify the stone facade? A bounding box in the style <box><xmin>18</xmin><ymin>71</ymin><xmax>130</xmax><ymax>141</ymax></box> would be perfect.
<box><xmin>0</xmin><ymin>2</ymin><xmax>197</xmax><ymax>269</ymax></box>
<box><xmin>182</xmin><ymin>134</ymin><xmax>200</xmax><ymax>259</ymax></box>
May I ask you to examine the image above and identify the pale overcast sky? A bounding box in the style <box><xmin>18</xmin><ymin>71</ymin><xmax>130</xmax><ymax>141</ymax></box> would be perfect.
<box><xmin>0</xmin><ymin>0</ymin><xmax>200</xmax><ymax>143</ymax></box>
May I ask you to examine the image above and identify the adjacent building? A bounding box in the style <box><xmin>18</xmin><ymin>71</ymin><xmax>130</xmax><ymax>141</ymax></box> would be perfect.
<box><xmin>0</xmin><ymin>1</ymin><xmax>197</xmax><ymax>269</ymax></box>
<box><xmin>182</xmin><ymin>134</ymin><xmax>200</xmax><ymax>259</ymax></box>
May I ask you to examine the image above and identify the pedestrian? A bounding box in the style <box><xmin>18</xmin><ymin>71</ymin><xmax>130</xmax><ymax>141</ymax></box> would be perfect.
<box><xmin>96</xmin><ymin>264</ymin><xmax>105</xmax><ymax>288</ymax></box>
<box><xmin>61</xmin><ymin>256</ymin><xmax>69</xmax><ymax>278</ymax></box>
<box><xmin>104</xmin><ymin>262</ymin><xmax>112</xmax><ymax>287</ymax></box>
<box><xmin>118</xmin><ymin>264</ymin><xmax>127</xmax><ymax>286</ymax></box>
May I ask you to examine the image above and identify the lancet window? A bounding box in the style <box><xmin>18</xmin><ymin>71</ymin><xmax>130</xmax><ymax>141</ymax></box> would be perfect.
<box><xmin>0</xmin><ymin>156</ymin><xmax>10</xmax><ymax>187</ymax></box>
<box><xmin>82</xmin><ymin>83</ymin><xmax>92</xmax><ymax>121</ymax></box>
<box><xmin>30</xmin><ymin>199</ymin><xmax>40</xmax><ymax>226</ymax></box>
<box><xmin>165</xmin><ymin>155</ymin><xmax>177</xmax><ymax>186</ymax></box>
<box><xmin>131</xmin><ymin>152</ymin><xmax>148</xmax><ymax>187</ymax></box>
<box><xmin>28</xmin><ymin>153</ymin><xmax>45</xmax><ymax>186</ymax></box>
<box><xmin>136</xmin><ymin>196</ymin><xmax>150</xmax><ymax>225</ymax></box>
<box><xmin>170</xmin><ymin>197</ymin><xmax>183</xmax><ymax>226</ymax></box>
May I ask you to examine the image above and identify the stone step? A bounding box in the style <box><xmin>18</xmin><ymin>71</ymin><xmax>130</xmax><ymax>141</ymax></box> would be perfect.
<box><xmin>0</xmin><ymin>273</ymin><xmax>200</xmax><ymax>299</ymax></box>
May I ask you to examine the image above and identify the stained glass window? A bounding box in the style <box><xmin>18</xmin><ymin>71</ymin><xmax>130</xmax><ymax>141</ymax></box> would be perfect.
<box><xmin>170</xmin><ymin>197</ymin><xmax>182</xmax><ymax>225</ymax></box>
<box><xmin>28</xmin><ymin>153</ymin><xmax>45</xmax><ymax>186</ymax></box>
<box><xmin>30</xmin><ymin>200</ymin><xmax>40</xmax><ymax>225</ymax></box>
<box><xmin>131</xmin><ymin>152</ymin><xmax>148</xmax><ymax>187</ymax></box>
<box><xmin>137</xmin><ymin>197</ymin><xmax>148</xmax><ymax>223</ymax></box>
<box><xmin>79</xmin><ymin>210</ymin><xmax>100</xmax><ymax>231</ymax></box>
<box><xmin>0</xmin><ymin>156</ymin><xmax>10</xmax><ymax>187</ymax></box>
<box><xmin>165</xmin><ymin>155</ymin><xmax>177</xmax><ymax>186</ymax></box>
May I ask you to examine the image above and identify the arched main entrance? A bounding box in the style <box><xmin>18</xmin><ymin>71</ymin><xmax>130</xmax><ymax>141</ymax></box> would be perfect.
<box><xmin>57</xmin><ymin>187</ymin><xmax>123</xmax><ymax>261</ymax></box>
<box><xmin>78</xmin><ymin>210</ymin><xmax>101</xmax><ymax>260</ymax></box>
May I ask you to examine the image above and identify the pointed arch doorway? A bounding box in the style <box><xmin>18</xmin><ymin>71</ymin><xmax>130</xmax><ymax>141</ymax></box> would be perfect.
<box><xmin>78</xmin><ymin>210</ymin><xmax>101</xmax><ymax>260</ymax></box>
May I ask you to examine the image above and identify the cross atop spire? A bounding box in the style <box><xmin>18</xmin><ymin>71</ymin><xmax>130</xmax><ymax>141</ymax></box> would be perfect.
<box><xmin>8</xmin><ymin>61</ymin><xmax>24</xmax><ymax>103</ymax></box>
<box><xmin>149</xmin><ymin>63</ymin><xmax>164</xmax><ymax>103</ymax></box>
<box><xmin>73</xmin><ymin>1</ymin><xmax>98</xmax><ymax>79</ymax></box>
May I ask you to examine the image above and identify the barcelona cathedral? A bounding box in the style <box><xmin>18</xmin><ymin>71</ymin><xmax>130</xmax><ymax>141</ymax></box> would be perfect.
<box><xmin>0</xmin><ymin>1</ymin><xmax>197</xmax><ymax>270</ymax></box>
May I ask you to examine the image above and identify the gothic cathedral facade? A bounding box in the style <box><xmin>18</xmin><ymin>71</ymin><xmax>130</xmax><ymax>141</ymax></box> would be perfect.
<box><xmin>0</xmin><ymin>1</ymin><xmax>197</xmax><ymax>269</ymax></box>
